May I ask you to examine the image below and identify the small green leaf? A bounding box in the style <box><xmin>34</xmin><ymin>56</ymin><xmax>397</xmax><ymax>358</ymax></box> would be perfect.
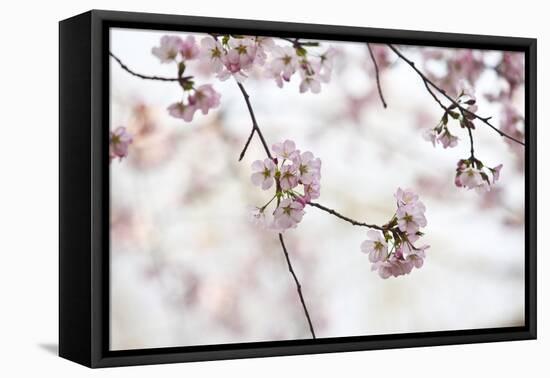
<box><xmin>180</xmin><ymin>79</ymin><xmax>194</xmax><ymax>91</ymax></box>
<box><xmin>296</xmin><ymin>46</ymin><xmax>307</xmax><ymax>57</ymax></box>
<box><xmin>178</xmin><ymin>62</ymin><xmax>186</xmax><ymax>77</ymax></box>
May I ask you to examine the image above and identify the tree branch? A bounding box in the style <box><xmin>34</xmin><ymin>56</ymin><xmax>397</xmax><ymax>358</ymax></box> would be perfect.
<box><xmin>235</xmin><ymin>82</ymin><xmax>273</xmax><ymax>161</ymax></box>
<box><xmin>387</xmin><ymin>44</ymin><xmax>525</xmax><ymax>146</ymax></box>
<box><xmin>278</xmin><ymin>234</ymin><xmax>316</xmax><ymax>339</ymax></box>
<box><xmin>107</xmin><ymin>51</ymin><xmax>394</xmax><ymax>340</ymax></box>
<box><xmin>367</xmin><ymin>43</ymin><xmax>387</xmax><ymax>109</ymax></box>
<box><xmin>308</xmin><ymin>202</ymin><xmax>386</xmax><ymax>231</ymax></box>
<box><xmin>109</xmin><ymin>52</ymin><xmax>190</xmax><ymax>82</ymax></box>
<box><xmin>234</xmin><ymin>81</ymin><xmax>318</xmax><ymax>338</ymax></box>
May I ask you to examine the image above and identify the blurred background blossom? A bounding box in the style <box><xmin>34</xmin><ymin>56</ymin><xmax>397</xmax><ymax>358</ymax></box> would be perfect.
<box><xmin>109</xmin><ymin>28</ymin><xmax>525</xmax><ymax>350</ymax></box>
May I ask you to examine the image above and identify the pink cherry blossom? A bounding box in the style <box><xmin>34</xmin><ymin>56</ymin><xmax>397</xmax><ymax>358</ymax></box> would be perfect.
<box><xmin>362</xmin><ymin>188</ymin><xmax>429</xmax><ymax>279</ymax></box>
<box><xmin>394</xmin><ymin>187</ymin><xmax>419</xmax><ymax>206</ymax></box>
<box><xmin>371</xmin><ymin>238</ymin><xmax>428</xmax><ymax>279</ymax></box>
<box><xmin>272</xmin><ymin>140</ymin><xmax>299</xmax><ymax>160</ymax></box>
<box><xmin>302</xmin><ymin>181</ymin><xmax>321</xmax><ymax>202</ymax></box>
<box><xmin>251</xmin><ymin>158</ymin><xmax>276</xmax><ymax>190</ymax></box>
<box><xmin>438</xmin><ymin>130</ymin><xmax>459</xmax><ymax>149</ymax></box>
<box><xmin>457</xmin><ymin>166</ymin><xmax>484</xmax><ymax>189</ymax></box>
<box><xmin>217</xmin><ymin>37</ymin><xmax>259</xmax><ymax>82</ymax></box>
<box><xmin>109</xmin><ymin>126</ymin><xmax>133</xmax><ymax>162</ymax></box>
<box><xmin>188</xmin><ymin>84</ymin><xmax>221</xmax><ymax>115</ymax></box>
<box><xmin>454</xmin><ymin>159</ymin><xmax>501</xmax><ymax>193</ymax></box>
<box><xmin>266</xmin><ymin>46</ymin><xmax>299</xmax><ymax>87</ymax></box>
<box><xmin>361</xmin><ymin>230</ymin><xmax>388</xmax><ymax>263</ymax></box>
<box><xmin>180</xmin><ymin>35</ymin><xmax>200</xmax><ymax>60</ymax></box>
<box><xmin>249</xmin><ymin>140</ymin><xmax>321</xmax><ymax>231</ymax></box>
<box><xmin>372</xmin><ymin>255</ymin><xmax>414</xmax><ymax>279</ymax></box>
<box><xmin>200</xmin><ymin>37</ymin><xmax>225</xmax><ymax>73</ymax></box>
<box><xmin>299</xmin><ymin>74</ymin><xmax>322</xmax><ymax>94</ymax></box>
<box><xmin>395</xmin><ymin>188</ymin><xmax>427</xmax><ymax>235</ymax></box>
<box><xmin>273</xmin><ymin>198</ymin><xmax>305</xmax><ymax>230</ymax></box>
<box><xmin>167</xmin><ymin>102</ymin><xmax>197</xmax><ymax>122</ymax></box>
<box><xmin>407</xmin><ymin>251</ymin><xmax>426</xmax><ymax>269</ymax></box>
<box><xmin>228</xmin><ymin>37</ymin><xmax>257</xmax><ymax>65</ymax></box>
<box><xmin>293</xmin><ymin>151</ymin><xmax>321</xmax><ymax>185</ymax></box>
<box><xmin>152</xmin><ymin>35</ymin><xmax>183</xmax><ymax>63</ymax></box>
<box><xmin>422</xmin><ymin>128</ymin><xmax>439</xmax><ymax>147</ymax></box>
<box><xmin>317</xmin><ymin>47</ymin><xmax>337</xmax><ymax>82</ymax></box>
<box><xmin>218</xmin><ymin>49</ymin><xmax>248</xmax><ymax>82</ymax></box>
<box><xmin>423</xmin><ymin>127</ymin><xmax>458</xmax><ymax>149</ymax></box>
<box><xmin>397</xmin><ymin>202</ymin><xmax>427</xmax><ymax>235</ymax></box>
<box><xmin>279</xmin><ymin>164</ymin><xmax>299</xmax><ymax>190</ymax></box>
<box><xmin>491</xmin><ymin>164</ymin><xmax>503</xmax><ymax>183</ymax></box>
<box><xmin>251</xmin><ymin>37</ymin><xmax>275</xmax><ymax>65</ymax></box>
<box><xmin>400</xmin><ymin>234</ymin><xmax>430</xmax><ymax>259</ymax></box>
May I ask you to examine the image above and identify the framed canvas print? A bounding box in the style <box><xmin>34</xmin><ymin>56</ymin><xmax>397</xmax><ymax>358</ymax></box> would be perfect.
<box><xmin>59</xmin><ymin>10</ymin><xmax>537</xmax><ymax>368</ymax></box>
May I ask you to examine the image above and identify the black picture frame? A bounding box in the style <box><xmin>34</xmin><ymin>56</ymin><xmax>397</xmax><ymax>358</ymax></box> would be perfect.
<box><xmin>59</xmin><ymin>9</ymin><xmax>537</xmax><ymax>368</ymax></box>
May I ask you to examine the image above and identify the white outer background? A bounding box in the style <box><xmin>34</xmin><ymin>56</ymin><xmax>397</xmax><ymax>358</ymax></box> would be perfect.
<box><xmin>0</xmin><ymin>0</ymin><xmax>546</xmax><ymax>376</ymax></box>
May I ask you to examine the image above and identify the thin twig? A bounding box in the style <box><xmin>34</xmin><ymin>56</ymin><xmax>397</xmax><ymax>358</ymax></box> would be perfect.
<box><xmin>456</xmin><ymin>106</ymin><xmax>476</xmax><ymax>160</ymax></box>
<box><xmin>278</xmin><ymin>233</ymin><xmax>316</xmax><ymax>339</ymax></box>
<box><xmin>367</xmin><ymin>43</ymin><xmax>387</xmax><ymax>108</ymax></box>
<box><xmin>387</xmin><ymin>44</ymin><xmax>525</xmax><ymax>146</ymax></box>
<box><xmin>279</xmin><ymin>37</ymin><xmax>300</xmax><ymax>47</ymax></box>
<box><xmin>308</xmin><ymin>202</ymin><xmax>386</xmax><ymax>231</ymax></box>
<box><xmin>236</xmin><ymin>82</ymin><xmax>273</xmax><ymax>161</ymax></box>
<box><xmin>109</xmin><ymin>52</ymin><xmax>189</xmax><ymax>82</ymax></box>
<box><xmin>423</xmin><ymin>80</ymin><xmax>448</xmax><ymax>112</ymax></box>
<box><xmin>467</xmin><ymin>124</ymin><xmax>475</xmax><ymax>160</ymax></box>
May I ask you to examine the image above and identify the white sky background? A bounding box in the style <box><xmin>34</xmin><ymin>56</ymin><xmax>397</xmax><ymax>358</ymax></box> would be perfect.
<box><xmin>109</xmin><ymin>28</ymin><xmax>525</xmax><ymax>350</ymax></box>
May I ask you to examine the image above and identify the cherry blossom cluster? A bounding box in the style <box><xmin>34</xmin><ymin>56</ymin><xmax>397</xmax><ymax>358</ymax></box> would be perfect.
<box><xmin>265</xmin><ymin>44</ymin><xmax>336</xmax><ymax>93</ymax></box>
<box><xmin>201</xmin><ymin>35</ymin><xmax>336</xmax><ymax>93</ymax></box>
<box><xmin>421</xmin><ymin>85</ymin><xmax>504</xmax><ymax>193</ymax></box>
<box><xmin>109</xmin><ymin>126</ymin><xmax>133</xmax><ymax>162</ymax></box>
<box><xmin>455</xmin><ymin>158</ymin><xmax>503</xmax><ymax>193</ymax></box>
<box><xmin>200</xmin><ymin>35</ymin><xmax>269</xmax><ymax>82</ymax></box>
<box><xmin>152</xmin><ymin>35</ymin><xmax>221</xmax><ymax>122</ymax></box>
<box><xmin>361</xmin><ymin>188</ymin><xmax>429</xmax><ymax>279</ymax></box>
<box><xmin>249</xmin><ymin>140</ymin><xmax>321</xmax><ymax>231</ymax></box>
<box><xmin>420</xmin><ymin>48</ymin><xmax>525</xmax><ymax>154</ymax></box>
<box><xmin>422</xmin><ymin>85</ymin><xmax>477</xmax><ymax>149</ymax></box>
<box><xmin>151</xmin><ymin>34</ymin><xmax>336</xmax><ymax>124</ymax></box>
